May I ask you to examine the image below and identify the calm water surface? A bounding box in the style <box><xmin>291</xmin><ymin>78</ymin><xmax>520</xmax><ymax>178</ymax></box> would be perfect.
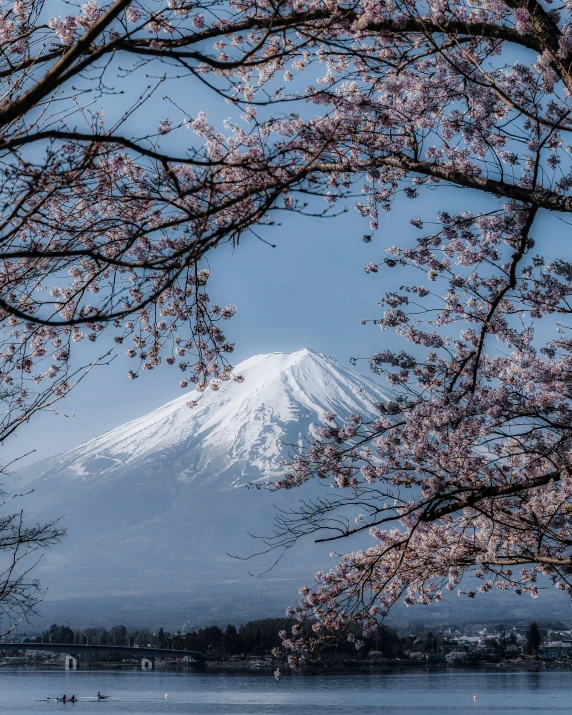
<box><xmin>0</xmin><ymin>667</ymin><xmax>571</xmax><ymax>714</ymax></box>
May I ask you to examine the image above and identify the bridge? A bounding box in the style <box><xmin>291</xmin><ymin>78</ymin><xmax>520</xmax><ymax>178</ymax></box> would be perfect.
<box><xmin>0</xmin><ymin>642</ymin><xmax>206</xmax><ymax>670</ymax></box>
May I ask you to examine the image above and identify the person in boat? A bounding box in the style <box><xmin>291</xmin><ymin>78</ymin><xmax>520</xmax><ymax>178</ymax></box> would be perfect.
<box><xmin>70</xmin><ymin>696</ymin><xmax>77</xmax><ymax>702</ymax></box>
<box><xmin>97</xmin><ymin>692</ymin><xmax>105</xmax><ymax>700</ymax></box>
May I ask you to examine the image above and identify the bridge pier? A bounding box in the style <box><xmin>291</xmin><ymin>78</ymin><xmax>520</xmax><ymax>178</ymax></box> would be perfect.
<box><xmin>141</xmin><ymin>657</ymin><xmax>155</xmax><ymax>670</ymax></box>
<box><xmin>64</xmin><ymin>654</ymin><xmax>80</xmax><ymax>670</ymax></box>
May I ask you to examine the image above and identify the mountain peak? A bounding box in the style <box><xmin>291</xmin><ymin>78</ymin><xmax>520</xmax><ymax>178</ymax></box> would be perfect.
<box><xmin>234</xmin><ymin>346</ymin><xmax>325</xmax><ymax>372</ymax></box>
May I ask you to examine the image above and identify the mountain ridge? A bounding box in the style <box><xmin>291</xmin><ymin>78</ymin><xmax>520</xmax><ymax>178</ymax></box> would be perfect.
<box><xmin>17</xmin><ymin>349</ymin><xmax>391</xmax><ymax>613</ymax></box>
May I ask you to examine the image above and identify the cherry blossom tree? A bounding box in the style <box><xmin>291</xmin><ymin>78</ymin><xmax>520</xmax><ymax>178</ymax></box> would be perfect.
<box><xmin>204</xmin><ymin>0</ymin><xmax>572</xmax><ymax>665</ymax></box>
<box><xmin>0</xmin><ymin>0</ymin><xmax>329</xmax><ymax>633</ymax></box>
<box><xmin>4</xmin><ymin>0</ymin><xmax>572</xmax><ymax>655</ymax></box>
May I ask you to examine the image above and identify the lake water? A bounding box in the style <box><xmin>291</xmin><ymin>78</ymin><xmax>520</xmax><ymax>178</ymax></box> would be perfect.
<box><xmin>0</xmin><ymin>667</ymin><xmax>571</xmax><ymax>713</ymax></box>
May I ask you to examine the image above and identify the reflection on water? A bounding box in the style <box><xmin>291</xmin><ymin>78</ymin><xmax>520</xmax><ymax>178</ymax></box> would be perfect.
<box><xmin>525</xmin><ymin>671</ymin><xmax>543</xmax><ymax>691</ymax></box>
<box><xmin>0</xmin><ymin>667</ymin><xmax>571</xmax><ymax>713</ymax></box>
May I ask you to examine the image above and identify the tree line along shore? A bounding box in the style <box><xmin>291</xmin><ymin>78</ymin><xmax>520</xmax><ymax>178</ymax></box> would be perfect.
<box><xmin>2</xmin><ymin>619</ymin><xmax>570</xmax><ymax>671</ymax></box>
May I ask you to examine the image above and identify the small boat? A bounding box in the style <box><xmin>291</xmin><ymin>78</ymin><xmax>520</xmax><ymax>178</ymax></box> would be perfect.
<box><xmin>35</xmin><ymin>695</ymin><xmax>110</xmax><ymax>702</ymax></box>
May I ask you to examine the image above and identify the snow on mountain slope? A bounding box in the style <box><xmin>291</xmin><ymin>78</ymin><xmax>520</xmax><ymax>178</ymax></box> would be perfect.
<box><xmin>22</xmin><ymin>349</ymin><xmax>390</xmax><ymax>488</ymax></box>
<box><xmin>18</xmin><ymin>349</ymin><xmax>391</xmax><ymax>605</ymax></box>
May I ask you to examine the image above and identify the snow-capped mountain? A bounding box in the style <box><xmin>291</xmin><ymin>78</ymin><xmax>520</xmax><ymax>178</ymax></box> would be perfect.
<box><xmin>18</xmin><ymin>349</ymin><xmax>391</xmax><ymax>622</ymax></box>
